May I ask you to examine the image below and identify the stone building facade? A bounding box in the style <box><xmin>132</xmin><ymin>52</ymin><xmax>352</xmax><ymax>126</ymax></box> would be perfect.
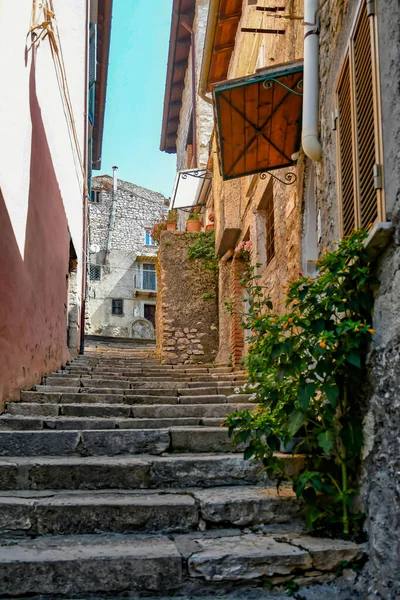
<box><xmin>161</xmin><ymin>0</ymin><xmax>400</xmax><ymax>597</ymax></box>
<box><xmin>87</xmin><ymin>174</ymin><xmax>168</xmax><ymax>338</ymax></box>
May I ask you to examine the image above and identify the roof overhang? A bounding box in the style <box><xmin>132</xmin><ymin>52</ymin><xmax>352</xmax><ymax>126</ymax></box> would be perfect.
<box><xmin>213</xmin><ymin>60</ymin><xmax>304</xmax><ymax>181</ymax></box>
<box><xmin>170</xmin><ymin>168</ymin><xmax>211</xmax><ymax>209</ymax></box>
<box><xmin>93</xmin><ymin>0</ymin><xmax>113</xmax><ymax>170</ymax></box>
<box><xmin>160</xmin><ymin>0</ymin><xmax>196</xmax><ymax>154</ymax></box>
<box><xmin>199</xmin><ymin>0</ymin><xmax>243</xmax><ymax>98</ymax></box>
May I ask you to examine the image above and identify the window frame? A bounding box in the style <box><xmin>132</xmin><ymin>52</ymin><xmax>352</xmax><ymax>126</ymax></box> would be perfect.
<box><xmin>89</xmin><ymin>264</ymin><xmax>101</xmax><ymax>281</ymax></box>
<box><xmin>265</xmin><ymin>194</ymin><xmax>275</xmax><ymax>265</ymax></box>
<box><xmin>90</xmin><ymin>189</ymin><xmax>101</xmax><ymax>203</ymax></box>
<box><xmin>111</xmin><ymin>299</ymin><xmax>124</xmax><ymax>316</ymax></box>
<box><xmin>141</xmin><ymin>263</ymin><xmax>157</xmax><ymax>292</ymax></box>
<box><xmin>144</xmin><ymin>228</ymin><xmax>157</xmax><ymax>247</ymax></box>
<box><xmin>335</xmin><ymin>0</ymin><xmax>385</xmax><ymax>237</ymax></box>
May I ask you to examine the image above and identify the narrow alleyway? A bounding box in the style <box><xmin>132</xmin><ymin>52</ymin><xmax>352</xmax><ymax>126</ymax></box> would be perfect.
<box><xmin>0</xmin><ymin>342</ymin><xmax>364</xmax><ymax>598</ymax></box>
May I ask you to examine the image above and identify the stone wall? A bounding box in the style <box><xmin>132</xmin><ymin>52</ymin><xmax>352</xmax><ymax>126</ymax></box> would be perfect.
<box><xmin>176</xmin><ymin>0</ymin><xmax>214</xmax><ymax>170</ymax></box>
<box><xmin>156</xmin><ymin>231</ymin><xmax>218</xmax><ymax>364</ymax></box>
<box><xmin>316</xmin><ymin>2</ymin><xmax>400</xmax><ymax>597</ymax></box>
<box><xmin>87</xmin><ymin>175</ymin><xmax>168</xmax><ymax>337</ymax></box>
<box><xmin>213</xmin><ymin>0</ymin><xmax>304</xmax><ymax>363</ymax></box>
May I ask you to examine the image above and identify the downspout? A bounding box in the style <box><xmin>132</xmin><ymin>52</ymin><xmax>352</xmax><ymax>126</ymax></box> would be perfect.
<box><xmin>181</xmin><ymin>19</ymin><xmax>198</xmax><ymax>167</ymax></box>
<box><xmin>106</xmin><ymin>165</ymin><xmax>118</xmax><ymax>254</ymax></box>
<box><xmin>302</xmin><ymin>0</ymin><xmax>322</xmax><ymax>161</ymax></box>
<box><xmin>198</xmin><ymin>0</ymin><xmax>219</xmax><ymax>105</ymax></box>
<box><xmin>79</xmin><ymin>0</ymin><xmax>90</xmax><ymax>355</ymax></box>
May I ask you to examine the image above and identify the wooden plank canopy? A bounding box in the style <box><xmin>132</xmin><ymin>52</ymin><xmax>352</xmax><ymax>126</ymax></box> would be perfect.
<box><xmin>213</xmin><ymin>61</ymin><xmax>304</xmax><ymax>181</ymax></box>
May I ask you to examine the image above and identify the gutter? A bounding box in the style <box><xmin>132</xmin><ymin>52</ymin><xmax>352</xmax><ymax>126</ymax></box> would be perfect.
<box><xmin>301</xmin><ymin>0</ymin><xmax>322</xmax><ymax>161</ymax></box>
<box><xmin>198</xmin><ymin>0</ymin><xmax>219</xmax><ymax>105</ymax></box>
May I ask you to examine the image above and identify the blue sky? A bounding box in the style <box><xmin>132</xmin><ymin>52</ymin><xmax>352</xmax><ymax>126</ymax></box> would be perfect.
<box><xmin>99</xmin><ymin>0</ymin><xmax>176</xmax><ymax>198</ymax></box>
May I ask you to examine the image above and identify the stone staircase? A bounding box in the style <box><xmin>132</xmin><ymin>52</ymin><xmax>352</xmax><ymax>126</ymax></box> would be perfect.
<box><xmin>0</xmin><ymin>343</ymin><xmax>364</xmax><ymax>598</ymax></box>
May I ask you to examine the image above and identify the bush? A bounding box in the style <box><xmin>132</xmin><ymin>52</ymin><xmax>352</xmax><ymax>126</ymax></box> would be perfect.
<box><xmin>225</xmin><ymin>230</ymin><xmax>376</xmax><ymax>535</ymax></box>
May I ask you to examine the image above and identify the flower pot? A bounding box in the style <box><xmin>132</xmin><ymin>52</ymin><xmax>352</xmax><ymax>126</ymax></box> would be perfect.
<box><xmin>186</xmin><ymin>219</ymin><xmax>202</xmax><ymax>233</ymax></box>
<box><xmin>206</xmin><ymin>224</ymin><xmax>214</xmax><ymax>231</ymax></box>
<box><xmin>166</xmin><ymin>222</ymin><xmax>177</xmax><ymax>231</ymax></box>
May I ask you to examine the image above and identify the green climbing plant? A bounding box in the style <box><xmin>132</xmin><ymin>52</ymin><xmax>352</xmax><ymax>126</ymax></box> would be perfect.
<box><xmin>225</xmin><ymin>230</ymin><xmax>376</xmax><ymax>535</ymax></box>
<box><xmin>187</xmin><ymin>230</ymin><xmax>219</xmax><ymax>273</ymax></box>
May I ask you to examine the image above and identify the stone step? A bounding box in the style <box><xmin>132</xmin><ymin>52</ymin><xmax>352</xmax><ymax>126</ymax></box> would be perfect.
<box><xmin>13</xmin><ymin>399</ymin><xmax>253</xmax><ymax>417</ymax></box>
<box><xmin>0</xmin><ymin>453</ymin><xmax>302</xmax><ymax>490</ymax></box>
<box><xmin>0</xmin><ymin>530</ymin><xmax>363</xmax><ymax>596</ymax></box>
<box><xmin>0</xmin><ymin>429</ymin><xmax>171</xmax><ymax>456</ymax></box>
<box><xmin>0</xmin><ymin>486</ymin><xmax>301</xmax><ymax>536</ymax></box>
<box><xmin>0</xmin><ymin>533</ymin><xmax>182</xmax><ymax>596</ymax></box>
<box><xmin>0</xmin><ymin>415</ymin><xmax>226</xmax><ymax>430</ymax></box>
<box><xmin>20</xmin><ymin>391</ymin><xmax>247</xmax><ymax>406</ymax></box>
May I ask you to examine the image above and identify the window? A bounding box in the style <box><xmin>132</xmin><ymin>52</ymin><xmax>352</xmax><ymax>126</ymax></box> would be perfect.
<box><xmin>335</xmin><ymin>1</ymin><xmax>384</xmax><ymax>237</ymax></box>
<box><xmin>89</xmin><ymin>264</ymin><xmax>101</xmax><ymax>280</ymax></box>
<box><xmin>90</xmin><ymin>190</ymin><xmax>101</xmax><ymax>203</ymax></box>
<box><xmin>145</xmin><ymin>229</ymin><xmax>156</xmax><ymax>246</ymax></box>
<box><xmin>266</xmin><ymin>195</ymin><xmax>275</xmax><ymax>265</ymax></box>
<box><xmin>142</xmin><ymin>263</ymin><xmax>157</xmax><ymax>291</ymax></box>
<box><xmin>112</xmin><ymin>299</ymin><xmax>123</xmax><ymax>315</ymax></box>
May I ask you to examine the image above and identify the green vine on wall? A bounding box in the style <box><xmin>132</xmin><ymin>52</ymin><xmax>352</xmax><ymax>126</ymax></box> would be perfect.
<box><xmin>187</xmin><ymin>230</ymin><xmax>219</xmax><ymax>274</ymax></box>
<box><xmin>225</xmin><ymin>230</ymin><xmax>376</xmax><ymax>535</ymax></box>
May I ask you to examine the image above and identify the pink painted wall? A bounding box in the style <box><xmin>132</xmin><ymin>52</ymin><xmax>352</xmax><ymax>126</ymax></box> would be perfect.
<box><xmin>0</xmin><ymin>58</ymin><xmax>75</xmax><ymax>410</ymax></box>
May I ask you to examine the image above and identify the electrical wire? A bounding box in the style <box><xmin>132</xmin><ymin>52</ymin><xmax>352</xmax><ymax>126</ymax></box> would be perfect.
<box><xmin>28</xmin><ymin>1</ymin><xmax>86</xmax><ymax>193</ymax></box>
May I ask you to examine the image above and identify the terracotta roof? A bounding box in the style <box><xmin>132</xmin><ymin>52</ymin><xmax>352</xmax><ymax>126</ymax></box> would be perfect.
<box><xmin>160</xmin><ymin>0</ymin><xmax>196</xmax><ymax>154</ymax></box>
<box><xmin>92</xmin><ymin>0</ymin><xmax>113</xmax><ymax>169</ymax></box>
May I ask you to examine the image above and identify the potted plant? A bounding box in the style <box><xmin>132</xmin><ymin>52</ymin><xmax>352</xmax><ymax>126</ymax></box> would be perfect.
<box><xmin>166</xmin><ymin>209</ymin><xmax>178</xmax><ymax>231</ymax></box>
<box><xmin>206</xmin><ymin>213</ymin><xmax>215</xmax><ymax>231</ymax></box>
<box><xmin>186</xmin><ymin>210</ymin><xmax>202</xmax><ymax>233</ymax></box>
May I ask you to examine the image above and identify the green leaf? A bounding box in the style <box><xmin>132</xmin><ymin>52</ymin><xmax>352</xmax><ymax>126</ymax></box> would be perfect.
<box><xmin>322</xmin><ymin>383</ymin><xmax>339</xmax><ymax>407</ymax></box>
<box><xmin>243</xmin><ymin>446</ymin><xmax>255</xmax><ymax>460</ymax></box>
<box><xmin>346</xmin><ymin>351</ymin><xmax>361</xmax><ymax>369</ymax></box>
<box><xmin>317</xmin><ymin>430</ymin><xmax>335</xmax><ymax>455</ymax></box>
<box><xmin>297</xmin><ymin>382</ymin><xmax>316</xmax><ymax>411</ymax></box>
<box><xmin>310</xmin><ymin>318</ymin><xmax>326</xmax><ymax>335</ymax></box>
<box><xmin>287</xmin><ymin>410</ymin><xmax>305</xmax><ymax>436</ymax></box>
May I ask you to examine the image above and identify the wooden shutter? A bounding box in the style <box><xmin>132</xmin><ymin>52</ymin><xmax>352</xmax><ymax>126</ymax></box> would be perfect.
<box><xmin>337</xmin><ymin>57</ymin><xmax>356</xmax><ymax>237</ymax></box>
<box><xmin>336</xmin><ymin>0</ymin><xmax>384</xmax><ymax>236</ymax></box>
<box><xmin>353</xmin><ymin>2</ymin><xmax>377</xmax><ymax>229</ymax></box>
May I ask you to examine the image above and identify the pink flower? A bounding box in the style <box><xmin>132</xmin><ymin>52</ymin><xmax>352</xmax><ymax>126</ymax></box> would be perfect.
<box><xmin>244</xmin><ymin>240</ymin><xmax>253</xmax><ymax>251</ymax></box>
<box><xmin>235</xmin><ymin>241</ymin><xmax>245</xmax><ymax>252</ymax></box>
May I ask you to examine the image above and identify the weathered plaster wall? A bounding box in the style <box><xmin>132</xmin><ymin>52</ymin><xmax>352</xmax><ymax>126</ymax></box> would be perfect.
<box><xmin>316</xmin><ymin>2</ymin><xmax>400</xmax><ymax>597</ymax></box>
<box><xmin>88</xmin><ymin>176</ymin><xmax>168</xmax><ymax>337</ymax></box>
<box><xmin>0</xmin><ymin>0</ymin><xmax>87</xmax><ymax>408</ymax></box>
<box><xmin>156</xmin><ymin>231</ymin><xmax>218</xmax><ymax>364</ymax></box>
<box><xmin>176</xmin><ymin>0</ymin><xmax>214</xmax><ymax>170</ymax></box>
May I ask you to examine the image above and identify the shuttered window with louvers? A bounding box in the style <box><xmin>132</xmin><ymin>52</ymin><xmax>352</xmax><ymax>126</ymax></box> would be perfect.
<box><xmin>335</xmin><ymin>0</ymin><xmax>384</xmax><ymax>236</ymax></box>
<box><xmin>353</xmin><ymin>2</ymin><xmax>377</xmax><ymax>229</ymax></box>
<box><xmin>337</xmin><ymin>57</ymin><xmax>355</xmax><ymax>237</ymax></box>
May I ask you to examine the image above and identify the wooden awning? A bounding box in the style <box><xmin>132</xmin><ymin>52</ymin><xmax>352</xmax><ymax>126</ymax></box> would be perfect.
<box><xmin>213</xmin><ymin>61</ymin><xmax>304</xmax><ymax>181</ymax></box>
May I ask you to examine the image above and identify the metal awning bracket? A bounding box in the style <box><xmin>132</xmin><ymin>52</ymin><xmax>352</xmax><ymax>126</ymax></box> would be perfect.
<box><xmin>263</xmin><ymin>77</ymin><xmax>303</xmax><ymax>96</ymax></box>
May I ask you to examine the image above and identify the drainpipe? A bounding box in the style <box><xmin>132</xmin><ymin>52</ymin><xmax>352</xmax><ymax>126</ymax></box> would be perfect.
<box><xmin>198</xmin><ymin>0</ymin><xmax>219</xmax><ymax>105</ymax></box>
<box><xmin>181</xmin><ymin>18</ymin><xmax>198</xmax><ymax>168</ymax></box>
<box><xmin>302</xmin><ymin>0</ymin><xmax>322</xmax><ymax>161</ymax></box>
<box><xmin>106</xmin><ymin>165</ymin><xmax>118</xmax><ymax>254</ymax></box>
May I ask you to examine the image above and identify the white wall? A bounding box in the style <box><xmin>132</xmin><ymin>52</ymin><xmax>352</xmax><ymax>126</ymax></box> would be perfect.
<box><xmin>0</xmin><ymin>0</ymin><xmax>86</xmax><ymax>280</ymax></box>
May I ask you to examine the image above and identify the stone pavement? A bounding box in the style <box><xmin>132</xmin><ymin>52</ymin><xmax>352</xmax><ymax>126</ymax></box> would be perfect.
<box><xmin>0</xmin><ymin>342</ymin><xmax>365</xmax><ymax>597</ymax></box>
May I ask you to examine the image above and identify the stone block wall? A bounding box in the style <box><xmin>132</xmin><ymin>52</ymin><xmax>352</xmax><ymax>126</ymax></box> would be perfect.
<box><xmin>87</xmin><ymin>175</ymin><xmax>168</xmax><ymax>337</ymax></box>
<box><xmin>156</xmin><ymin>231</ymin><xmax>218</xmax><ymax>365</ymax></box>
<box><xmin>316</xmin><ymin>2</ymin><xmax>400</xmax><ymax>597</ymax></box>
